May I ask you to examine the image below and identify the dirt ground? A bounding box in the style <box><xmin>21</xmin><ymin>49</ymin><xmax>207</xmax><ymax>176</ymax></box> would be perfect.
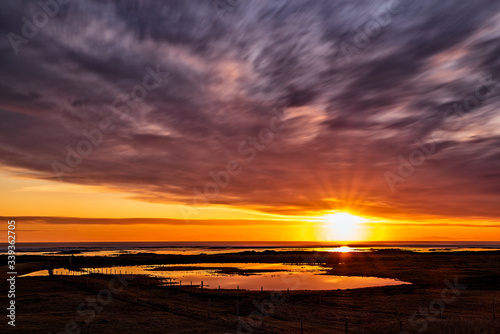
<box><xmin>1</xmin><ymin>250</ymin><xmax>499</xmax><ymax>333</ymax></box>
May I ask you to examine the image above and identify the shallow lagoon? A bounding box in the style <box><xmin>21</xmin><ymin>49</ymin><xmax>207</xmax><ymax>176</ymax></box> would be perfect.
<box><xmin>23</xmin><ymin>262</ymin><xmax>409</xmax><ymax>291</ymax></box>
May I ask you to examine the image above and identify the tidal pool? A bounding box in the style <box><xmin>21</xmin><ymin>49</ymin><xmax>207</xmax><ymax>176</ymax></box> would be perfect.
<box><xmin>22</xmin><ymin>263</ymin><xmax>409</xmax><ymax>290</ymax></box>
<box><xmin>102</xmin><ymin>263</ymin><xmax>407</xmax><ymax>290</ymax></box>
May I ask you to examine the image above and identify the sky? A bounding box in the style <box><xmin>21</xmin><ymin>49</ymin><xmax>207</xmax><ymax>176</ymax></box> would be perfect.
<box><xmin>1</xmin><ymin>0</ymin><xmax>500</xmax><ymax>242</ymax></box>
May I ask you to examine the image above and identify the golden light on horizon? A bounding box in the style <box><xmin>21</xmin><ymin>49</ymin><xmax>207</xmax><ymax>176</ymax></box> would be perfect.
<box><xmin>337</xmin><ymin>246</ymin><xmax>352</xmax><ymax>252</ymax></box>
<box><xmin>323</xmin><ymin>212</ymin><xmax>367</xmax><ymax>241</ymax></box>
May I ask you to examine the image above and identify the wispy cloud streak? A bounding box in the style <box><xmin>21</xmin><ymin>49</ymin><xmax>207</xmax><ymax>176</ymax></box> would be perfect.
<box><xmin>1</xmin><ymin>0</ymin><xmax>500</xmax><ymax>221</ymax></box>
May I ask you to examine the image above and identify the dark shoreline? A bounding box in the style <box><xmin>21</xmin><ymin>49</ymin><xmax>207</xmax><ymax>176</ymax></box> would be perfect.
<box><xmin>3</xmin><ymin>249</ymin><xmax>500</xmax><ymax>288</ymax></box>
<box><xmin>2</xmin><ymin>250</ymin><xmax>499</xmax><ymax>333</ymax></box>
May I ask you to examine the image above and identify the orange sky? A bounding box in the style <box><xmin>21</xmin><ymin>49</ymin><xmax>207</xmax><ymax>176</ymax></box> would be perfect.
<box><xmin>1</xmin><ymin>1</ymin><xmax>500</xmax><ymax>243</ymax></box>
<box><xmin>2</xmin><ymin>171</ymin><xmax>499</xmax><ymax>242</ymax></box>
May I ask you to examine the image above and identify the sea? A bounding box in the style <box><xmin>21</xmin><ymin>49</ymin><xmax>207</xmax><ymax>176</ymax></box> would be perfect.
<box><xmin>1</xmin><ymin>241</ymin><xmax>499</xmax><ymax>256</ymax></box>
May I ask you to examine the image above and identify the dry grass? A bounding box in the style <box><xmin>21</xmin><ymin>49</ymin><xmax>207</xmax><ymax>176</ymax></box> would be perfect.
<box><xmin>1</xmin><ymin>250</ymin><xmax>499</xmax><ymax>333</ymax></box>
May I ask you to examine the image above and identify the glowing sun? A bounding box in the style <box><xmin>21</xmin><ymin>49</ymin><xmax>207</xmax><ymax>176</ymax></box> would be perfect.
<box><xmin>324</xmin><ymin>212</ymin><xmax>366</xmax><ymax>241</ymax></box>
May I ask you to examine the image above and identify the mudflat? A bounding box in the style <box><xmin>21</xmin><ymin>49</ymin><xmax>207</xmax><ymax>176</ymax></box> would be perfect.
<box><xmin>1</xmin><ymin>250</ymin><xmax>499</xmax><ymax>333</ymax></box>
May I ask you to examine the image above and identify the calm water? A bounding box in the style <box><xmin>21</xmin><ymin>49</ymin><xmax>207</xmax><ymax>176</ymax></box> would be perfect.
<box><xmin>22</xmin><ymin>262</ymin><xmax>409</xmax><ymax>290</ymax></box>
<box><xmin>5</xmin><ymin>245</ymin><xmax>500</xmax><ymax>257</ymax></box>
<box><xmin>14</xmin><ymin>242</ymin><xmax>496</xmax><ymax>290</ymax></box>
<box><xmin>3</xmin><ymin>241</ymin><xmax>500</xmax><ymax>257</ymax></box>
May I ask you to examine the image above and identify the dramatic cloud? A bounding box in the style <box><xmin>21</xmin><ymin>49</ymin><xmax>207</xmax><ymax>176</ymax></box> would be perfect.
<box><xmin>1</xmin><ymin>0</ymin><xmax>500</xmax><ymax>221</ymax></box>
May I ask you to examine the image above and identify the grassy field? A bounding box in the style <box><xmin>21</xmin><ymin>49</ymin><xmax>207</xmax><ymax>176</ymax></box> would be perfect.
<box><xmin>1</xmin><ymin>250</ymin><xmax>499</xmax><ymax>333</ymax></box>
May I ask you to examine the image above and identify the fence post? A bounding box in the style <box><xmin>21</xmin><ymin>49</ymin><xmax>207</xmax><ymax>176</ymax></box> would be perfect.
<box><xmin>395</xmin><ymin>296</ymin><xmax>403</xmax><ymax>330</ymax></box>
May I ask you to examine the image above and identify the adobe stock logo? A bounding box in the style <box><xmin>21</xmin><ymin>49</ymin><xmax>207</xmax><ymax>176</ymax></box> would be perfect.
<box><xmin>384</xmin><ymin>74</ymin><xmax>496</xmax><ymax>192</ymax></box>
<box><xmin>212</xmin><ymin>0</ymin><xmax>243</xmax><ymax>21</ymax></box>
<box><xmin>51</xmin><ymin>65</ymin><xmax>168</xmax><ymax>180</ymax></box>
<box><xmin>7</xmin><ymin>0</ymin><xmax>71</xmax><ymax>54</ymax></box>
<box><xmin>401</xmin><ymin>277</ymin><xmax>467</xmax><ymax>334</ymax></box>
<box><xmin>193</xmin><ymin>107</ymin><xmax>287</xmax><ymax>205</ymax></box>
<box><xmin>340</xmin><ymin>0</ymin><xmax>405</xmax><ymax>63</ymax></box>
<box><xmin>180</xmin><ymin>107</ymin><xmax>288</xmax><ymax>222</ymax></box>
